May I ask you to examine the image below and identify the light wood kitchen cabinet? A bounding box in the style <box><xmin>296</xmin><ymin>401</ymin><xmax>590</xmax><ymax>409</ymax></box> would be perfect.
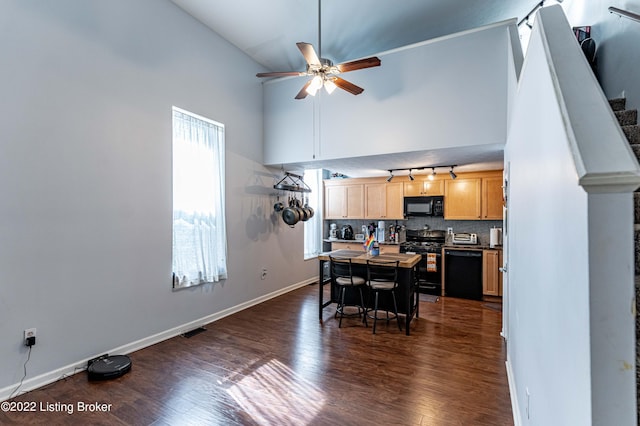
<box><xmin>444</xmin><ymin>171</ymin><xmax>503</xmax><ymax>220</ymax></box>
<box><xmin>403</xmin><ymin>179</ymin><xmax>444</xmax><ymax>196</ymax></box>
<box><xmin>379</xmin><ymin>244</ymin><xmax>400</xmax><ymax>254</ymax></box>
<box><xmin>482</xmin><ymin>176</ymin><xmax>503</xmax><ymax>220</ymax></box>
<box><xmin>331</xmin><ymin>242</ymin><xmax>365</xmax><ymax>251</ymax></box>
<box><xmin>444</xmin><ymin>178</ymin><xmax>482</xmax><ymax>219</ymax></box>
<box><xmin>483</xmin><ymin>249</ymin><xmax>502</xmax><ymax>296</ymax></box>
<box><xmin>365</xmin><ymin>182</ymin><xmax>404</xmax><ymax>219</ymax></box>
<box><xmin>325</xmin><ymin>184</ymin><xmax>364</xmax><ymax>219</ymax></box>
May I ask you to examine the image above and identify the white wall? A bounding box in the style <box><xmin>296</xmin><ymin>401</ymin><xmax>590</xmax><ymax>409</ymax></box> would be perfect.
<box><xmin>561</xmin><ymin>0</ymin><xmax>640</xmax><ymax>110</ymax></box>
<box><xmin>505</xmin><ymin>6</ymin><xmax>638</xmax><ymax>425</ymax></box>
<box><xmin>0</xmin><ymin>0</ymin><xmax>317</xmax><ymax>397</ymax></box>
<box><xmin>263</xmin><ymin>21</ymin><xmax>516</xmax><ymax>166</ymax></box>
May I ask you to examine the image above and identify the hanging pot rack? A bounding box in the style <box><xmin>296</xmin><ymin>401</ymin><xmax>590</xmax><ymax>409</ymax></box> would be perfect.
<box><xmin>273</xmin><ymin>171</ymin><xmax>312</xmax><ymax>193</ymax></box>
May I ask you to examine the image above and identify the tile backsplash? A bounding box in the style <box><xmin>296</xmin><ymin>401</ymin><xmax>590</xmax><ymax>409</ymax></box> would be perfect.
<box><xmin>325</xmin><ymin>217</ymin><xmax>503</xmax><ymax>246</ymax></box>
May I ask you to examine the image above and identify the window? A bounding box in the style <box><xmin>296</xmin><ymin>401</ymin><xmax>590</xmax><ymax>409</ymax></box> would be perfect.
<box><xmin>172</xmin><ymin>107</ymin><xmax>227</xmax><ymax>288</ymax></box>
<box><xmin>303</xmin><ymin>169</ymin><xmax>324</xmax><ymax>259</ymax></box>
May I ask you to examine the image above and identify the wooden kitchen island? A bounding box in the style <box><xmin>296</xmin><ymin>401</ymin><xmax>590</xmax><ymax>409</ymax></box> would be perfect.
<box><xmin>318</xmin><ymin>250</ymin><xmax>422</xmax><ymax>335</ymax></box>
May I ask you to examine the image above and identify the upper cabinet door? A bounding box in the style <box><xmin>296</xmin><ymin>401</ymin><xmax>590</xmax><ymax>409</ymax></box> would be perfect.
<box><xmin>482</xmin><ymin>177</ymin><xmax>504</xmax><ymax>220</ymax></box>
<box><xmin>325</xmin><ymin>185</ymin><xmax>346</xmax><ymax>219</ymax></box>
<box><xmin>325</xmin><ymin>184</ymin><xmax>364</xmax><ymax>219</ymax></box>
<box><xmin>365</xmin><ymin>182</ymin><xmax>404</xmax><ymax>219</ymax></box>
<box><xmin>384</xmin><ymin>182</ymin><xmax>405</xmax><ymax>219</ymax></box>
<box><xmin>364</xmin><ymin>183</ymin><xmax>386</xmax><ymax>219</ymax></box>
<box><xmin>344</xmin><ymin>185</ymin><xmax>365</xmax><ymax>219</ymax></box>
<box><xmin>403</xmin><ymin>179</ymin><xmax>444</xmax><ymax>196</ymax></box>
<box><xmin>444</xmin><ymin>178</ymin><xmax>482</xmax><ymax>219</ymax></box>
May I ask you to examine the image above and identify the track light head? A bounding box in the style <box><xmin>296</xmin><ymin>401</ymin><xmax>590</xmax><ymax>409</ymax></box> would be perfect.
<box><xmin>408</xmin><ymin>169</ymin><xmax>414</xmax><ymax>181</ymax></box>
<box><xmin>428</xmin><ymin>168</ymin><xmax>436</xmax><ymax>181</ymax></box>
<box><xmin>386</xmin><ymin>170</ymin><xmax>394</xmax><ymax>182</ymax></box>
<box><xmin>449</xmin><ymin>166</ymin><xmax>457</xmax><ymax>180</ymax></box>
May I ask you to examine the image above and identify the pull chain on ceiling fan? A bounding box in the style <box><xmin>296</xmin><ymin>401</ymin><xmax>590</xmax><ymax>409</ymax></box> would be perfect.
<box><xmin>256</xmin><ymin>0</ymin><xmax>381</xmax><ymax>99</ymax></box>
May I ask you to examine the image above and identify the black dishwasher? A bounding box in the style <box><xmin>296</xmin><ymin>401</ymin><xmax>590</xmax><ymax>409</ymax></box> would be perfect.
<box><xmin>444</xmin><ymin>249</ymin><xmax>483</xmax><ymax>300</ymax></box>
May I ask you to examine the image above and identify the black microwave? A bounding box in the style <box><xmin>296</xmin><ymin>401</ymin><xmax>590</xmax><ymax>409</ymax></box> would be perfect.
<box><xmin>404</xmin><ymin>196</ymin><xmax>444</xmax><ymax>217</ymax></box>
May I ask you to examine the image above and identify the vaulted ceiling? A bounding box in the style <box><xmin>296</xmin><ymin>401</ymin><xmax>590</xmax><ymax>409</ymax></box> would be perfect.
<box><xmin>171</xmin><ymin>0</ymin><xmax>544</xmax><ymax>176</ymax></box>
<box><xmin>172</xmin><ymin>0</ymin><xmax>540</xmax><ymax>73</ymax></box>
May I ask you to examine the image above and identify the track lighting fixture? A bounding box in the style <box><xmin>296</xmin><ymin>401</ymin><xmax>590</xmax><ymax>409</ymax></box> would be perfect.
<box><xmin>449</xmin><ymin>166</ymin><xmax>457</xmax><ymax>180</ymax></box>
<box><xmin>384</xmin><ymin>164</ymin><xmax>458</xmax><ymax>180</ymax></box>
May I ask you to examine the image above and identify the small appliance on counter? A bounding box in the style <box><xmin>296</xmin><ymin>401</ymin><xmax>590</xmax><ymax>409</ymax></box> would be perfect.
<box><xmin>388</xmin><ymin>224</ymin><xmax>396</xmax><ymax>242</ymax></box>
<box><xmin>341</xmin><ymin>225</ymin><xmax>354</xmax><ymax>240</ymax></box>
<box><xmin>452</xmin><ymin>232</ymin><xmax>478</xmax><ymax>245</ymax></box>
<box><xmin>329</xmin><ymin>223</ymin><xmax>338</xmax><ymax>240</ymax></box>
<box><xmin>376</xmin><ymin>220</ymin><xmax>386</xmax><ymax>242</ymax></box>
<box><xmin>490</xmin><ymin>227</ymin><xmax>503</xmax><ymax>248</ymax></box>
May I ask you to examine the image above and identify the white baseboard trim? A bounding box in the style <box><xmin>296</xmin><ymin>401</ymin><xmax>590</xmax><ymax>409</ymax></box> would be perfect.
<box><xmin>0</xmin><ymin>277</ymin><xmax>317</xmax><ymax>402</ymax></box>
<box><xmin>506</xmin><ymin>359</ymin><xmax>522</xmax><ymax>426</ymax></box>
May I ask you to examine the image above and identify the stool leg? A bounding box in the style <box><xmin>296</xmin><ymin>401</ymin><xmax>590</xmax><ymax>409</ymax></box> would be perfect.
<box><xmin>338</xmin><ymin>286</ymin><xmax>346</xmax><ymax>328</ymax></box>
<box><xmin>373</xmin><ymin>291</ymin><xmax>379</xmax><ymax>334</ymax></box>
<box><xmin>392</xmin><ymin>290</ymin><xmax>402</xmax><ymax>331</ymax></box>
<box><xmin>359</xmin><ymin>287</ymin><xmax>368</xmax><ymax>327</ymax></box>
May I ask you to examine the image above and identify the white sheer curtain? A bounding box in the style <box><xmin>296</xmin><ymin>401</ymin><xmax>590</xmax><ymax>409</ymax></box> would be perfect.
<box><xmin>304</xmin><ymin>169</ymin><xmax>324</xmax><ymax>259</ymax></box>
<box><xmin>172</xmin><ymin>107</ymin><xmax>227</xmax><ymax>288</ymax></box>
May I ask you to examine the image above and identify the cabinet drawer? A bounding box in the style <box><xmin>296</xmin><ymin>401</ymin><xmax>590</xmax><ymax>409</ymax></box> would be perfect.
<box><xmin>380</xmin><ymin>245</ymin><xmax>400</xmax><ymax>254</ymax></box>
<box><xmin>331</xmin><ymin>242</ymin><xmax>365</xmax><ymax>251</ymax></box>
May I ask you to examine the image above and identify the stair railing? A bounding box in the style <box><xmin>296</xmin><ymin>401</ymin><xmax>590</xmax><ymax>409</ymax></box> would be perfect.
<box><xmin>609</xmin><ymin>6</ymin><xmax>640</xmax><ymax>23</ymax></box>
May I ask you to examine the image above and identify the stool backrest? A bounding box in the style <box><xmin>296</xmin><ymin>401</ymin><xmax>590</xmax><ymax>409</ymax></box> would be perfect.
<box><xmin>330</xmin><ymin>256</ymin><xmax>355</xmax><ymax>284</ymax></box>
<box><xmin>366</xmin><ymin>259</ymin><xmax>399</xmax><ymax>287</ymax></box>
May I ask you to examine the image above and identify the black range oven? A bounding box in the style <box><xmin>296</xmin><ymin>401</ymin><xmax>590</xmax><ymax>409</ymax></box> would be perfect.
<box><xmin>399</xmin><ymin>229</ymin><xmax>445</xmax><ymax>295</ymax></box>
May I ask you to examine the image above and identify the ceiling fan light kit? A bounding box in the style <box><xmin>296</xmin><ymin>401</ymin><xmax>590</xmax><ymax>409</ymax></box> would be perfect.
<box><xmin>324</xmin><ymin>78</ymin><xmax>337</xmax><ymax>94</ymax></box>
<box><xmin>305</xmin><ymin>75</ymin><xmax>324</xmax><ymax>96</ymax></box>
<box><xmin>256</xmin><ymin>0</ymin><xmax>381</xmax><ymax>99</ymax></box>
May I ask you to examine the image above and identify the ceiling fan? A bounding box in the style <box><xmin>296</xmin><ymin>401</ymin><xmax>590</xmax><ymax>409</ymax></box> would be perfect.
<box><xmin>255</xmin><ymin>0</ymin><xmax>381</xmax><ymax>100</ymax></box>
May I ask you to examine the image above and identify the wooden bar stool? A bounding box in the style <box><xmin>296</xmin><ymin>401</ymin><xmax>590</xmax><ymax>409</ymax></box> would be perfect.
<box><xmin>329</xmin><ymin>256</ymin><xmax>368</xmax><ymax>328</ymax></box>
<box><xmin>366</xmin><ymin>259</ymin><xmax>402</xmax><ymax>334</ymax></box>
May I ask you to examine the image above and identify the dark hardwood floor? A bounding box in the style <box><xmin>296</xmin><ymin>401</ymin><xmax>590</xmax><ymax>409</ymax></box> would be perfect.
<box><xmin>1</xmin><ymin>284</ymin><xmax>512</xmax><ymax>425</ymax></box>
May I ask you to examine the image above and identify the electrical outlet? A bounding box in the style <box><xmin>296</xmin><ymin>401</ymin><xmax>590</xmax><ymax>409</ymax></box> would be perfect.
<box><xmin>24</xmin><ymin>328</ymin><xmax>36</xmax><ymax>346</ymax></box>
<box><xmin>447</xmin><ymin>227</ymin><xmax>453</xmax><ymax>235</ymax></box>
<box><xmin>261</xmin><ymin>268</ymin><xmax>267</xmax><ymax>280</ymax></box>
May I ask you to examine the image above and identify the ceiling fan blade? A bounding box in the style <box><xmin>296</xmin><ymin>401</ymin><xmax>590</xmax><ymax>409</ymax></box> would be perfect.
<box><xmin>256</xmin><ymin>71</ymin><xmax>304</xmax><ymax>78</ymax></box>
<box><xmin>295</xmin><ymin>80</ymin><xmax>312</xmax><ymax>100</ymax></box>
<box><xmin>296</xmin><ymin>42</ymin><xmax>321</xmax><ymax>67</ymax></box>
<box><xmin>336</xmin><ymin>56</ymin><xmax>381</xmax><ymax>73</ymax></box>
<box><xmin>334</xmin><ymin>77</ymin><xmax>364</xmax><ymax>95</ymax></box>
